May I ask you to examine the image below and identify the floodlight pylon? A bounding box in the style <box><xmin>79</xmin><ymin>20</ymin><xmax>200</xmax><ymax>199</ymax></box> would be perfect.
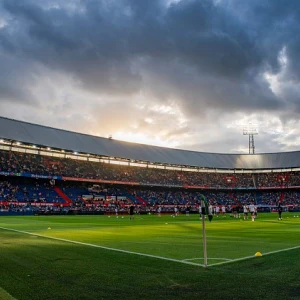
<box><xmin>243</xmin><ymin>125</ymin><xmax>258</xmax><ymax>154</ymax></box>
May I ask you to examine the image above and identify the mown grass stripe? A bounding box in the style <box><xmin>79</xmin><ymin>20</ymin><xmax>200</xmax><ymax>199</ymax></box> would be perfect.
<box><xmin>0</xmin><ymin>226</ymin><xmax>205</xmax><ymax>267</ymax></box>
<box><xmin>0</xmin><ymin>287</ymin><xmax>16</xmax><ymax>300</ymax></box>
<box><xmin>209</xmin><ymin>245</ymin><xmax>300</xmax><ymax>267</ymax></box>
<box><xmin>183</xmin><ymin>257</ymin><xmax>232</xmax><ymax>261</ymax></box>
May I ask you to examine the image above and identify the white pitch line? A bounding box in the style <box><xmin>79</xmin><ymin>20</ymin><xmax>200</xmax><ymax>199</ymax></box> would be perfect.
<box><xmin>3</xmin><ymin>226</ymin><xmax>299</xmax><ymax>268</ymax></box>
<box><xmin>209</xmin><ymin>245</ymin><xmax>300</xmax><ymax>267</ymax></box>
<box><xmin>0</xmin><ymin>226</ymin><xmax>205</xmax><ymax>267</ymax></box>
<box><xmin>0</xmin><ymin>287</ymin><xmax>16</xmax><ymax>300</ymax></box>
<box><xmin>184</xmin><ymin>257</ymin><xmax>232</xmax><ymax>261</ymax></box>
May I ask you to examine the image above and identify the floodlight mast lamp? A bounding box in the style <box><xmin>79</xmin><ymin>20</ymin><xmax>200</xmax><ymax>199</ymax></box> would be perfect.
<box><xmin>243</xmin><ymin>127</ymin><xmax>258</xmax><ymax>154</ymax></box>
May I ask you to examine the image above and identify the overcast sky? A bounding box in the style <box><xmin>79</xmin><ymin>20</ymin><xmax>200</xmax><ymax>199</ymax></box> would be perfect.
<box><xmin>1</xmin><ymin>0</ymin><xmax>300</xmax><ymax>154</ymax></box>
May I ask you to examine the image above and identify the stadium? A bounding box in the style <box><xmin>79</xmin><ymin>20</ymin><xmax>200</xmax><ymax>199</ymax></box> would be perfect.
<box><xmin>1</xmin><ymin>116</ymin><xmax>300</xmax><ymax>300</ymax></box>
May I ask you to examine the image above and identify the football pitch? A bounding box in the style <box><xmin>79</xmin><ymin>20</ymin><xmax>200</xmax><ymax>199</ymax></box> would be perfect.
<box><xmin>1</xmin><ymin>212</ymin><xmax>300</xmax><ymax>299</ymax></box>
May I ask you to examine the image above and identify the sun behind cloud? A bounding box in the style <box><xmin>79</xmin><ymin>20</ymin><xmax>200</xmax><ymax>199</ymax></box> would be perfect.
<box><xmin>113</xmin><ymin>131</ymin><xmax>178</xmax><ymax>148</ymax></box>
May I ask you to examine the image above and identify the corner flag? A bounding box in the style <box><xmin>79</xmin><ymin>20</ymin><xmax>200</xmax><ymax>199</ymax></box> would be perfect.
<box><xmin>199</xmin><ymin>194</ymin><xmax>212</xmax><ymax>267</ymax></box>
<box><xmin>200</xmin><ymin>195</ymin><xmax>213</xmax><ymax>222</ymax></box>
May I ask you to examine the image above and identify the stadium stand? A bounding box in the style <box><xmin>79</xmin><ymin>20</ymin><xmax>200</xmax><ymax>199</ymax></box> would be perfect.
<box><xmin>0</xmin><ymin>117</ymin><xmax>300</xmax><ymax>215</ymax></box>
<box><xmin>2</xmin><ymin>149</ymin><xmax>300</xmax><ymax>188</ymax></box>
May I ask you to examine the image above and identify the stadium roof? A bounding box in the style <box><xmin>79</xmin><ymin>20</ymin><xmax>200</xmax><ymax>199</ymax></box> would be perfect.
<box><xmin>0</xmin><ymin>116</ymin><xmax>300</xmax><ymax>170</ymax></box>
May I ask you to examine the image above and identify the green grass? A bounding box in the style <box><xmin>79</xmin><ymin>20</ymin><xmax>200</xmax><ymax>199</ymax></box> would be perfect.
<box><xmin>0</xmin><ymin>213</ymin><xmax>300</xmax><ymax>299</ymax></box>
<box><xmin>0</xmin><ymin>287</ymin><xmax>15</xmax><ymax>300</ymax></box>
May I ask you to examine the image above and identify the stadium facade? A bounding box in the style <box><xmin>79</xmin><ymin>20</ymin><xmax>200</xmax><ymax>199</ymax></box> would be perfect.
<box><xmin>1</xmin><ymin>116</ymin><xmax>300</xmax><ymax>215</ymax></box>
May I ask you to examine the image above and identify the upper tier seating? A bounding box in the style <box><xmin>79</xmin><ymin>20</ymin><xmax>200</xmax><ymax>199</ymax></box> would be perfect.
<box><xmin>1</xmin><ymin>150</ymin><xmax>300</xmax><ymax>188</ymax></box>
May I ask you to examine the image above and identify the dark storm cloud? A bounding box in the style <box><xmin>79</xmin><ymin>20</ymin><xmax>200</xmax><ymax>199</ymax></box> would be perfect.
<box><xmin>226</xmin><ymin>0</ymin><xmax>300</xmax><ymax>82</ymax></box>
<box><xmin>0</xmin><ymin>52</ymin><xmax>39</xmax><ymax>105</ymax></box>
<box><xmin>1</xmin><ymin>0</ymin><xmax>300</xmax><ymax>143</ymax></box>
<box><xmin>1</xmin><ymin>0</ymin><xmax>143</xmax><ymax>94</ymax></box>
<box><xmin>138</xmin><ymin>58</ymin><xmax>280</xmax><ymax>117</ymax></box>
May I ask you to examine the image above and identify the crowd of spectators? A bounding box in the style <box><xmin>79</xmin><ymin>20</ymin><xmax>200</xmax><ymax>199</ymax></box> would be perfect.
<box><xmin>0</xmin><ymin>180</ymin><xmax>63</xmax><ymax>204</ymax></box>
<box><xmin>287</xmin><ymin>173</ymin><xmax>300</xmax><ymax>187</ymax></box>
<box><xmin>133</xmin><ymin>190</ymin><xmax>258</xmax><ymax>207</ymax></box>
<box><xmin>2</xmin><ymin>149</ymin><xmax>300</xmax><ymax>214</ymax></box>
<box><xmin>257</xmin><ymin>173</ymin><xmax>290</xmax><ymax>187</ymax></box>
<box><xmin>257</xmin><ymin>192</ymin><xmax>280</xmax><ymax>206</ymax></box>
<box><xmin>2</xmin><ymin>150</ymin><xmax>300</xmax><ymax>188</ymax></box>
<box><xmin>280</xmin><ymin>192</ymin><xmax>300</xmax><ymax>206</ymax></box>
<box><xmin>0</xmin><ymin>181</ymin><xmax>18</xmax><ymax>202</ymax></box>
<box><xmin>253</xmin><ymin>191</ymin><xmax>300</xmax><ymax>207</ymax></box>
<box><xmin>2</xmin><ymin>176</ymin><xmax>300</xmax><ymax>214</ymax></box>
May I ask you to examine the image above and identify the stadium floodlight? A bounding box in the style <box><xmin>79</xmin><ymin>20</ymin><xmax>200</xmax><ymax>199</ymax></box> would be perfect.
<box><xmin>0</xmin><ymin>139</ymin><xmax>4</xmax><ymax>143</ymax></box>
<box><xmin>73</xmin><ymin>151</ymin><xmax>78</xmax><ymax>155</ymax></box>
<box><xmin>243</xmin><ymin>128</ymin><xmax>258</xmax><ymax>136</ymax></box>
<box><xmin>47</xmin><ymin>147</ymin><xmax>51</xmax><ymax>151</ymax></box>
<box><xmin>243</xmin><ymin>123</ymin><xmax>258</xmax><ymax>154</ymax></box>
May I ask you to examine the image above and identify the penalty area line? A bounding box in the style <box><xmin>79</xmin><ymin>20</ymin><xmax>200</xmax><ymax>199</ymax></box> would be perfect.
<box><xmin>208</xmin><ymin>245</ymin><xmax>300</xmax><ymax>267</ymax></box>
<box><xmin>0</xmin><ymin>226</ymin><xmax>205</xmax><ymax>268</ymax></box>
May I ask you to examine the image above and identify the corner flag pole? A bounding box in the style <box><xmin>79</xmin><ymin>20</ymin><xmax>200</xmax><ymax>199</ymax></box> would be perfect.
<box><xmin>200</xmin><ymin>195</ymin><xmax>212</xmax><ymax>268</ymax></box>
<box><xmin>201</xmin><ymin>199</ymin><xmax>208</xmax><ymax>267</ymax></box>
